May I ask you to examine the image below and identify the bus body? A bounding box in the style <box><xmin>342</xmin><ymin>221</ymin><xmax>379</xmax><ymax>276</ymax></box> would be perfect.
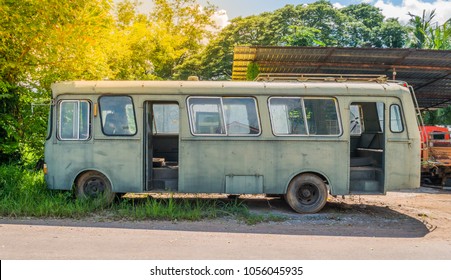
<box><xmin>44</xmin><ymin>79</ymin><xmax>421</xmax><ymax>213</ymax></box>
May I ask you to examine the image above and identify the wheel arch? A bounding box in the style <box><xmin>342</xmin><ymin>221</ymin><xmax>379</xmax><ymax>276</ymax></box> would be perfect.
<box><xmin>285</xmin><ymin>170</ymin><xmax>331</xmax><ymax>194</ymax></box>
<box><xmin>73</xmin><ymin>168</ymin><xmax>115</xmax><ymax>192</ymax></box>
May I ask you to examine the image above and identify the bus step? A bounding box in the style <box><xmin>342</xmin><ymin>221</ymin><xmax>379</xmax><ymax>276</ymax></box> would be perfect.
<box><xmin>150</xmin><ymin>179</ymin><xmax>178</xmax><ymax>191</ymax></box>
<box><xmin>153</xmin><ymin>167</ymin><xmax>178</xmax><ymax>179</ymax></box>
<box><xmin>350</xmin><ymin>166</ymin><xmax>382</xmax><ymax>181</ymax></box>
<box><xmin>350</xmin><ymin>180</ymin><xmax>380</xmax><ymax>192</ymax></box>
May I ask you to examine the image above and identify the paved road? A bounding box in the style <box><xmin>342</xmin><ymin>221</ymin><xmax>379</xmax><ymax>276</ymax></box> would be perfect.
<box><xmin>1</xmin><ymin>218</ymin><xmax>450</xmax><ymax>259</ymax></box>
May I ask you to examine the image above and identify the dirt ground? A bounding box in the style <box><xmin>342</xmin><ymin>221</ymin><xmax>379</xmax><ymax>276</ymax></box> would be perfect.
<box><xmin>238</xmin><ymin>186</ymin><xmax>451</xmax><ymax>238</ymax></box>
<box><xmin>119</xmin><ymin>185</ymin><xmax>451</xmax><ymax>239</ymax></box>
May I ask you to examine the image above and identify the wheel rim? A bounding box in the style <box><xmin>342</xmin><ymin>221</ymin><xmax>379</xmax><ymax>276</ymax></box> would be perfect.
<box><xmin>296</xmin><ymin>183</ymin><xmax>319</xmax><ymax>205</ymax></box>
<box><xmin>83</xmin><ymin>177</ymin><xmax>106</xmax><ymax>198</ymax></box>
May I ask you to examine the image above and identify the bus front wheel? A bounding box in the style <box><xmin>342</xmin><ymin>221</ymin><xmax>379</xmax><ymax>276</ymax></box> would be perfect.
<box><xmin>285</xmin><ymin>173</ymin><xmax>328</xmax><ymax>214</ymax></box>
<box><xmin>76</xmin><ymin>171</ymin><xmax>115</xmax><ymax>204</ymax></box>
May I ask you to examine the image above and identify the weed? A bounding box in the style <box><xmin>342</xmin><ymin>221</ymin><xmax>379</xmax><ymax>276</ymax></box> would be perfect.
<box><xmin>0</xmin><ymin>165</ymin><xmax>285</xmax><ymax>225</ymax></box>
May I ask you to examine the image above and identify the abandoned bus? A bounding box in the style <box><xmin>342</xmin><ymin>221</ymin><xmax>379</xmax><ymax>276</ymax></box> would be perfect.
<box><xmin>44</xmin><ymin>75</ymin><xmax>421</xmax><ymax>213</ymax></box>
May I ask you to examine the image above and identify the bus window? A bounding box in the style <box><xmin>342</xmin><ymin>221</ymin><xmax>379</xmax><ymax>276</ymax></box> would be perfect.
<box><xmin>189</xmin><ymin>97</ymin><xmax>224</xmax><ymax>135</ymax></box>
<box><xmin>223</xmin><ymin>98</ymin><xmax>260</xmax><ymax>135</ymax></box>
<box><xmin>269</xmin><ymin>97</ymin><xmax>340</xmax><ymax>136</ymax></box>
<box><xmin>390</xmin><ymin>104</ymin><xmax>404</xmax><ymax>133</ymax></box>
<box><xmin>58</xmin><ymin>100</ymin><xmax>90</xmax><ymax>140</ymax></box>
<box><xmin>152</xmin><ymin>104</ymin><xmax>179</xmax><ymax>134</ymax></box>
<box><xmin>99</xmin><ymin>96</ymin><xmax>137</xmax><ymax>136</ymax></box>
<box><xmin>269</xmin><ymin>98</ymin><xmax>306</xmax><ymax>135</ymax></box>
<box><xmin>304</xmin><ymin>98</ymin><xmax>340</xmax><ymax>135</ymax></box>
<box><xmin>188</xmin><ymin>97</ymin><xmax>260</xmax><ymax>136</ymax></box>
<box><xmin>350</xmin><ymin>105</ymin><xmax>363</xmax><ymax>135</ymax></box>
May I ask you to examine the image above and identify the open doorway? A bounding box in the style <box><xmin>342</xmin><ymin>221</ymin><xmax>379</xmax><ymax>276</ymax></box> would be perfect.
<box><xmin>349</xmin><ymin>102</ymin><xmax>385</xmax><ymax>193</ymax></box>
<box><xmin>144</xmin><ymin>102</ymin><xmax>179</xmax><ymax>191</ymax></box>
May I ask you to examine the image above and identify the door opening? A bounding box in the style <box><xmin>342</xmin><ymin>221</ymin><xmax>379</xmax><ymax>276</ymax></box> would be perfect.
<box><xmin>144</xmin><ymin>102</ymin><xmax>179</xmax><ymax>191</ymax></box>
<box><xmin>349</xmin><ymin>102</ymin><xmax>385</xmax><ymax>193</ymax></box>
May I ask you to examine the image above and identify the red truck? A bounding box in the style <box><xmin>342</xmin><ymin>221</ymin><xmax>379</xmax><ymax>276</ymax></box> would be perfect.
<box><xmin>420</xmin><ymin>126</ymin><xmax>451</xmax><ymax>186</ymax></box>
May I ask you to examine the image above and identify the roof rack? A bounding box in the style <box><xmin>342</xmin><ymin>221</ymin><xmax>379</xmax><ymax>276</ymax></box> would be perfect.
<box><xmin>255</xmin><ymin>73</ymin><xmax>388</xmax><ymax>83</ymax></box>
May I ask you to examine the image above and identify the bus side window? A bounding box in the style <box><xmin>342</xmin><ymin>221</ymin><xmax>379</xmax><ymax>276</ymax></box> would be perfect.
<box><xmin>304</xmin><ymin>98</ymin><xmax>340</xmax><ymax>135</ymax></box>
<box><xmin>58</xmin><ymin>100</ymin><xmax>90</xmax><ymax>140</ymax></box>
<box><xmin>223</xmin><ymin>98</ymin><xmax>260</xmax><ymax>135</ymax></box>
<box><xmin>269</xmin><ymin>97</ymin><xmax>307</xmax><ymax>135</ymax></box>
<box><xmin>99</xmin><ymin>96</ymin><xmax>137</xmax><ymax>136</ymax></box>
<box><xmin>350</xmin><ymin>105</ymin><xmax>363</xmax><ymax>135</ymax></box>
<box><xmin>152</xmin><ymin>104</ymin><xmax>179</xmax><ymax>134</ymax></box>
<box><xmin>390</xmin><ymin>104</ymin><xmax>404</xmax><ymax>133</ymax></box>
<box><xmin>187</xmin><ymin>97</ymin><xmax>261</xmax><ymax>136</ymax></box>
<box><xmin>269</xmin><ymin>97</ymin><xmax>340</xmax><ymax>136</ymax></box>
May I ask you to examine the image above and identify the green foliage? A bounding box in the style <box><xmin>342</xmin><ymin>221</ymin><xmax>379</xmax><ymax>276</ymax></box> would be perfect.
<box><xmin>1</xmin><ymin>0</ymin><xmax>115</xmax><ymax>165</ymax></box>
<box><xmin>377</xmin><ymin>18</ymin><xmax>409</xmax><ymax>48</ymax></box>
<box><xmin>0</xmin><ymin>82</ymin><xmax>20</xmax><ymax>163</ymax></box>
<box><xmin>408</xmin><ymin>9</ymin><xmax>450</xmax><ymax>50</ymax></box>
<box><xmin>0</xmin><ymin>165</ymin><xmax>97</xmax><ymax>217</ymax></box>
<box><xmin>246</xmin><ymin>62</ymin><xmax>260</xmax><ymax>81</ymax></box>
<box><xmin>283</xmin><ymin>26</ymin><xmax>325</xmax><ymax>46</ymax></box>
<box><xmin>422</xmin><ymin>106</ymin><xmax>451</xmax><ymax>125</ymax></box>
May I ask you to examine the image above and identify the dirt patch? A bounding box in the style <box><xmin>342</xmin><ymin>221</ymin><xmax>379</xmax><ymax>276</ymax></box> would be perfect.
<box><xmin>115</xmin><ymin>186</ymin><xmax>451</xmax><ymax>239</ymax></box>
<box><xmin>238</xmin><ymin>186</ymin><xmax>450</xmax><ymax>238</ymax></box>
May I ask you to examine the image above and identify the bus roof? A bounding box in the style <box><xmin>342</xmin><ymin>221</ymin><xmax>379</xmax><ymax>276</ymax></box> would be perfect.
<box><xmin>51</xmin><ymin>80</ymin><xmax>409</xmax><ymax>98</ymax></box>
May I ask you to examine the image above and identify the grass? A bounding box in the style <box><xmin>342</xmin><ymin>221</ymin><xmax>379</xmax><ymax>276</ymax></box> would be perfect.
<box><xmin>0</xmin><ymin>165</ymin><xmax>285</xmax><ymax>225</ymax></box>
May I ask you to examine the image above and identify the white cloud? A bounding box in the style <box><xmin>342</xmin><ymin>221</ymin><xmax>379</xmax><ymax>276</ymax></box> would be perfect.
<box><xmin>212</xmin><ymin>9</ymin><xmax>230</xmax><ymax>29</ymax></box>
<box><xmin>333</xmin><ymin>2</ymin><xmax>345</xmax><ymax>9</ymax></box>
<box><xmin>375</xmin><ymin>0</ymin><xmax>451</xmax><ymax>25</ymax></box>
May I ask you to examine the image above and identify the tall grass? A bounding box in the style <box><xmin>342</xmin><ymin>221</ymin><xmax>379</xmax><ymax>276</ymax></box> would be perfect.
<box><xmin>0</xmin><ymin>165</ymin><xmax>283</xmax><ymax>224</ymax></box>
<box><xmin>0</xmin><ymin>165</ymin><xmax>104</xmax><ymax>218</ymax></box>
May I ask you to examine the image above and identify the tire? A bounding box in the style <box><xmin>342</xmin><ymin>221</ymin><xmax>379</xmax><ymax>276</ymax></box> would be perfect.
<box><xmin>76</xmin><ymin>171</ymin><xmax>115</xmax><ymax>204</ymax></box>
<box><xmin>284</xmin><ymin>173</ymin><xmax>328</xmax><ymax>214</ymax></box>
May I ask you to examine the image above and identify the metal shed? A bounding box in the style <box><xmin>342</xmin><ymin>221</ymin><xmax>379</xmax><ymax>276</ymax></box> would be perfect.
<box><xmin>232</xmin><ymin>46</ymin><xmax>451</xmax><ymax>109</ymax></box>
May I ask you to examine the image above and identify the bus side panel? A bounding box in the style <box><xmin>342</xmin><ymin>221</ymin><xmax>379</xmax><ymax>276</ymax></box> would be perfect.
<box><xmin>385</xmin><ymin>97</ymin><xmax>421</xmax><ymax>191</ymax></box>
<box><xmin>91</xmin><ymin>139</ymin><xmax>142</xmax><ymax>193</ymax></box>
<box><xmin>44</xmin><ymin>140</ymin><xmax>142</xmax><ymax>193</ymax></box>
<box><xmin>178</xmin><ymin>139</ymin><xmax>348</xmax><ymax>195</ymax></box>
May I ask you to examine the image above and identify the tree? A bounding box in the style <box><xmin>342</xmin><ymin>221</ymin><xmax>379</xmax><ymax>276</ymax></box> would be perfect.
<box><xmin>377</xmin><ymin>18</ymin><xmax>408</xmax><ymax>48</ymax></box>
<box><xmin>0</xmin><ymin>0</ymin><xmax>115</xmax><ymax>164</ymax></box>
<box><xmin>407</xmin><ymin>9</ymin><xmax>451</xmax><ymax>50</ymax></box>
<box><xmin>408</xmin><ymin>9</ymin><xmax>436</xmax><ymax>49</ymax></box>
<box><xmin>341</xmin><ymin>4</ymin><xmax>383</xmax><ymax>47</ymax></box>
<box><xmin>428</xmin><ymin>19</ymin><xmax>451</xmax><ymax>50</ymax></box>
<box><xmin>246</xmin><ymin>62</ymin><xmax>260</xmax><ymax>81</ymax></box>
<box><xmin>297</xmin><ymin>0</ymin><xmax>348</xmax><ymax>46</ymax></box>
<box><xmin>342</xmin><ymin>3</ymin><xmax>384</xmax><ymax>30</ymax></box>
<box><xmin>147</xmin><ymin>0</ymin><xmax>217</xmax><ymax>79</ymax></box>
<box><xmin>174</xmin><ymin>14</ymin><xmax>275</xmax><ymax>80</ymax></box>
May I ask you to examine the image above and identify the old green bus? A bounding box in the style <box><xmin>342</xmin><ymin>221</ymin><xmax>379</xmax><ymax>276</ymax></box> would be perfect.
<box><xmin>44</xmin><ymin>75</ymin><xmax>421</xmax><ymax>213</ymax></box>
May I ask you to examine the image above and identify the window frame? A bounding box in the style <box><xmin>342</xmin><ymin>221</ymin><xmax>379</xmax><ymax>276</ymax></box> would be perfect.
<box><xmin>268</xmin><ymin>96</ymin><xmax>342</xmax><ymax>137</ymax></box>
<box><xmin>187</xmin><ymin>96</ymin><xmax>261</xmax><ymax>137</ymax></box>
<box><xmin>57</xmin><ymin>100</ymin><xmax>91</xmax><ymax>141</ymax></box>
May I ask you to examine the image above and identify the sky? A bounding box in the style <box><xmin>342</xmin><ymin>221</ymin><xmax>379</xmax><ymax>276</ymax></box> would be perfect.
<box><xmin>131</xmin><ymin>0</ymin><xmax>451</xmax><ymax>28</ymax></box>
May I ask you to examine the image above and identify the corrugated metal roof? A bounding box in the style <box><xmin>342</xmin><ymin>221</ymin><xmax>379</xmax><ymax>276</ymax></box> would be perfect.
<box><xmin>232</xmin><ymin>46</ymin><xmax>451</xmax><ymax>108</ymax></box>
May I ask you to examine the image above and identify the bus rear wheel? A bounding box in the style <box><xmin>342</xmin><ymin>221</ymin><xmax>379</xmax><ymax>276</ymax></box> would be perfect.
<box><xmin>76</xmin><ymin>171</ymin><xmax>115</xmax><ymax>204</ymax></box>
<box><xmin>285</xmin><ymin>173</ymin><xmax>328</xmax><ymax>214</ymax></box>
